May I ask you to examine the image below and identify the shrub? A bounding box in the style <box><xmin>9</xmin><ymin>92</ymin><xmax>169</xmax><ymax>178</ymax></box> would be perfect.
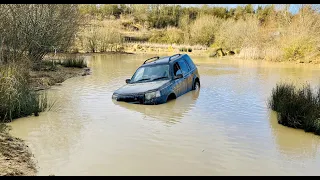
<box><xmin>189</xmin><ymin>15</ymin><xmax>222</xmax><ymax>46</ymax></box>
<box><xmin>268</xmin><ymin>82</ymin><xmax>320</xmax><ymax>135</ymax></box>
<box><xmin>61</xmin><ymin>56</ymin><xmax>87</xmax><ymax>68</ymax></box>
<box><xmin>0</xmin><ymin>65</ymin><xmax>52</xmax><ymax>122</ymax></box>
<box><xmin>216</xmin><ymin>16</ymin><xmax>260</xmax><ymax>51</ymax></box>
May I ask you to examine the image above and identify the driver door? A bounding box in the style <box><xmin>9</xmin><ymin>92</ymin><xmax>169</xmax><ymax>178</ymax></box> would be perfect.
<box><xmin>173</xmin><ymin>62</ymin><xmax>187</xmax><ymax>97</ymax></box>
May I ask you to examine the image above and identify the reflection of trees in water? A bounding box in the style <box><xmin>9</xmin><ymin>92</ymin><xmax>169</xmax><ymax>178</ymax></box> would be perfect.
<box><xmin>113</xmin><ymin>89</ymin><xmax>199</xmax><ymax>124</ymax></box>
<box><xmin>268</xmin><ymin>110</ymin><xmax>320</xmax><ymax>160</ymax></box>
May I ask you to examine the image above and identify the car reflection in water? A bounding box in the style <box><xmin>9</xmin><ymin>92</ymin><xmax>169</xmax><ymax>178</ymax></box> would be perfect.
<box><xmin>112</xmin><ymin>88</ymin><xmax>200</xmax><ymax>124</ymax></box>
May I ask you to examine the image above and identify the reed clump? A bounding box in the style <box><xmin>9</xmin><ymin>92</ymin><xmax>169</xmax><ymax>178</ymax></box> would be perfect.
<box><xmin>0</xmin><ymin>65</ymin><xmax>52</xmax><ymax>123</ymax></box>
<box><xmin>268</xmin><ymin>82</ymin><xmax>320</xmax><ymax>135</ymax></box>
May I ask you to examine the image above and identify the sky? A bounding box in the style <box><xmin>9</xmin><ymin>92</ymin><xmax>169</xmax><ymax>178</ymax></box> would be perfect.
<box><xmin>180</xmin><ymin>4</ymin><xmax>307</xmax><ymax>14</ymax></box>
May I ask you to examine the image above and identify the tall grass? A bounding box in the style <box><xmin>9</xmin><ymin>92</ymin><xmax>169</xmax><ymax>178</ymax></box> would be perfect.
<box><xmin>0</xmin><ymin>65</ymin><xmax>53</xmax><ymax>123</ymax></box>
<box><xmin>43</xmin><ymin>56</ymin><xmax>87</xmax><ymax>68</ymax></box>
<box><xmin>268</xmin><ymin>82</ymin><xmax>320</xmax><ymax>135</ymax></box>
<box><xmin>60</xmin><ymin>56</ymin><xmax>87</xmax><ymax>68</ymax></box>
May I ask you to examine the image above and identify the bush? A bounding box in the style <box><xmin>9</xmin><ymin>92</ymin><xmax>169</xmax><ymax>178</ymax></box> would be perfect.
<box><xmin>149</xmin><ymin>27</ymin><xmax>184</xmax><ymax>44</ymax></box>
<box><xmin>268</xmin><ymin>82</ymin><xmax>320</xmax><ymax>135</ymax></box>
<box><xmin>282</xmin><ymin>37</ymin><xmax>316</xmax><ymax>61</ymax></box>
<box><xmin>163</xmin><ymin>27</ymin><xmax>184</xmax><ymax>44</ymax></box>
<box><xmin>216</xmin><ymin>16</ymin><xmax>260</xmax><ymax>51</ymax></box>
<box><xmin>148</xmin><ymin>30</ymin><xmax>166</xmax><ymax>43</ymax></box>
<box><xmin>0</xmin><ymin>65</ymin><xmax>52</xmax><ymax>122</ymax></box>
<box><xmin>0</xmin><ymin>5</ymin><xmax>81</xmax><ymax>69</ymax></box>
<box><xmin>189</xmin><ymin>15</ymin><xmax>222</xmax><ymax>46</ymax></box>
<box><xmin>78</xmin><ymin>20</ymin><xmax>123</xmax><ymax>53</ymax></box>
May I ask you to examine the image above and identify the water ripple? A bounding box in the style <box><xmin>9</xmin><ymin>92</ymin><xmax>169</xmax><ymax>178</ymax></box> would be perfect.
<box><xmin>8</xmin><ymin>54</ymin><xmax>320</xmax><ymax>176</ymax></box>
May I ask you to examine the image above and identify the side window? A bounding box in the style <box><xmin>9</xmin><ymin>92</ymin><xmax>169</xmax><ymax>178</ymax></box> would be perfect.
<box><xmin>173</xmin><ymin>63</ymin><xmax>182</xmax><ymax>76</ymax></box>
<box><xmin>184</xmin><ymin>56</ymin><xmax>196</xmax><ymax>70</ymax></box>
<box><xmin>178</xmin><ymin>60</ymin><xmax>190</xmax><ymax>75</ymax></box>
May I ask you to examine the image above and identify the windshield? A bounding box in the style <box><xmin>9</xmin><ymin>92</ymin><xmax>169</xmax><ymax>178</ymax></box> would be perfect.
<box><xmin>130</xmin><ymin>65</ymin><xmax>170</xmax><ymax>83</ymax></box>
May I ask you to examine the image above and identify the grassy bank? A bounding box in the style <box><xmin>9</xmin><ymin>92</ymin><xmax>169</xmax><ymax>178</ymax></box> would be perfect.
<box><xmin>0</xmin><ymin>65</ymin><xmax>50</xmax><ymax>123</ymax></box>
<box><xmin>268</xmin><ymin>83</ymin><xmax>320</xmax><ymax>135</ymax></box>
<box><xmin>32</xmin><ymin>56</ymin><xmax>90</xmax><ymax>91</ymax></box>
<box><xmin>0</xmin><ymin>56</ymin><xmax>89</xmax><ymax>122</ymax></box>
<box><xmin>0</xmin><ymin>56</ymin><xmax>90</xmax><ymax>176</ymax></box>
<box><xmin>0</xmin><ymin>65</ymin><xmax>42</xmax><ymax>176</ymax></box>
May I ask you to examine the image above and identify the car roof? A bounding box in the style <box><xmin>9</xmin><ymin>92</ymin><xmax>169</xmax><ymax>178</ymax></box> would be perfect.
<box><xmin>141</xmin><ymin>54</ymin><xmax>187</xmax><ymax>67</ymax></box>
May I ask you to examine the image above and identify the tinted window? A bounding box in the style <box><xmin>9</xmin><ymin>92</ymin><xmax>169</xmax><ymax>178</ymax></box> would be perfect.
<box><xmin>184</xmin><ymin>56</ymin><xmax>196</xmax><ymax>70</ymax></box>
<box><xmin>178</xmin><ymin>60</ymin><xmax>189</xmax><ymax>74</ymax></box>
<box><xmin>173</xmin><ymin>63</ymin><xmax>182</xmax><ymax>76</ymax></box>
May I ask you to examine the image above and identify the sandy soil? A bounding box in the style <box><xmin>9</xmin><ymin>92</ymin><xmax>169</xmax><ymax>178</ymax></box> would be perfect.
<box><xmin>0</xmin><ymin>126</ymin><xmax>37</xmax><ymax>176</ymax></box>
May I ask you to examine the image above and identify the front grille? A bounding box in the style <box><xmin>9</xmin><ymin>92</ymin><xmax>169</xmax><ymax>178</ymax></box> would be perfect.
<box><xmin>117</xmin><ymin>93</ymin><xmax>144</xmax><ymax>104</ymax></box>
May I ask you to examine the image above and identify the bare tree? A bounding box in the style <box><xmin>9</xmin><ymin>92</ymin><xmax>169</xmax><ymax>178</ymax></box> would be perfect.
<box><xmin>0</xmin><ymin>4</ymin><xmax>81</xmax><ymax>69</ymax></box>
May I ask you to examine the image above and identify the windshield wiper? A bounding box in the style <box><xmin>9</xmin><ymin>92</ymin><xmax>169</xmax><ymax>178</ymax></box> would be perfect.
<box><xmin>152</xmin><ymin>76</ymin><xmax>168</xmax><ymax>81</ymax></box>
<box><xmin>134</xmin><ymin>78</ymin><xmax>151</xmax><ymax>82</ymax></box>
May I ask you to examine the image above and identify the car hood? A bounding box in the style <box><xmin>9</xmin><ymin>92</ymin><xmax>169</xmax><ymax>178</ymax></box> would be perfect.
<box><xmin>114</xmin><ymin>80</ymin><xmax>170</xmax><ymax>95</ymax></box>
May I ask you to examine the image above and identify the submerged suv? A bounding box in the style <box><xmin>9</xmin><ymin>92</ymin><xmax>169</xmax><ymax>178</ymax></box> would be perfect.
<box><xmin>112</xmin><ymin>54</ymin><xmax>200</xmax><ymax>105</ymax></box>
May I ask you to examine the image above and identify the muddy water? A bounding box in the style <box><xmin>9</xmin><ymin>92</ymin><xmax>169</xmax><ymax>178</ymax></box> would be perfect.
<box><xmin>9</xmin><ymin>54</ymin><xmax>320</xmax><ymax>175</ymax></box>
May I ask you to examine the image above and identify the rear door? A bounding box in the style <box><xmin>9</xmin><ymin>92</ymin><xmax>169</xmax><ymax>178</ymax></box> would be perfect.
<box><xmin>183</xmin><ymin>56</ymin><xmax>198</xmax><ymax>89</ymax></box>
<box><xmin>177</xmin><ymin>59</ymin><xmax>192</xmax><ymax>93</ymax></box>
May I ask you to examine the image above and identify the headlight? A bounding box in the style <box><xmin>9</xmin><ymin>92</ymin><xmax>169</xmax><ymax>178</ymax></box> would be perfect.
<box><xmin>112</xmin><ymin>93</ymin><xmax>118</xmax><ymax>100</ymax></box>
<box><xmin>145</xmin><ymin>91</ymin><xmax>161</xmax><ymax>100</ymax></box>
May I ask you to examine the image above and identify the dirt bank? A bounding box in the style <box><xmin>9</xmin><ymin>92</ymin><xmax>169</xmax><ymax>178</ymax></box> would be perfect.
<box><xmin>30</xmin><ymin>65</ymin><xmax>91</xmax><ymax>91</ymax></box>
<box><xmin>0</xmin><ymin>125</ymin><xmax>37</xmax><ymax>176</ymax></box>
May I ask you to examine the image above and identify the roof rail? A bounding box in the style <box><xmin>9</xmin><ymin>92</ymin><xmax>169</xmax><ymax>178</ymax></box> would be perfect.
<box><xmin>143</xmin><ymin>56</ymin><xmax>160</xmax><ymax>64</ymax></box>
<box><xmin>168</xmin><ymin>54</ymin><xmax>181</xmax><ymax>62</ymax></box>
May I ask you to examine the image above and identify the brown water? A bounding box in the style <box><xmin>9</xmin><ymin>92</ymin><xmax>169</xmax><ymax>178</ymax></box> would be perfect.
<box><xmin>9</xmin><ymin>54</ymin><xmax>320</xmax><ymax>176</ymax></box>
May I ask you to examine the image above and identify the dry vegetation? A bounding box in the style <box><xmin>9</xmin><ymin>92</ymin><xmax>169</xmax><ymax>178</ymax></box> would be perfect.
<box><xmin>74</xmin><ymin>4</ymin><xmax>320</xmax><ymax>63</ymax></box>
<box><xmin>0</xmin><ymin>5</ymin><xmax>86</xmax><ymax>176</ymax></box>
<box><xmin>0</xmin><ymin>4</ymin><xmax>86</xmax><ymax>123</ymax></box>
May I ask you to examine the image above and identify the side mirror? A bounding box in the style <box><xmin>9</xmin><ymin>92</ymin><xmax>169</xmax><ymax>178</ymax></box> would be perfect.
<box><xmin>174</xmin><ymin>74</ymin><xmax>183</xmax><ymax>79</ymax></box>
<box><xmin>125</xmin><ymin>79</ymin><xmax>131</xmax><ymax>83</ymax></box>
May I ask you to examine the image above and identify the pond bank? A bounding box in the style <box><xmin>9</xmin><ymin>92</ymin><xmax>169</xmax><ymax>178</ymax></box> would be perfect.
<box><xmin>30</xmin><ymin>66</ymin><xmax>91</xmax><ymax>91</ymax></box>
<box><xmin>64</xmin><ymin>46</ymin><xmax>320</xmax><ymax>65</ymax></box>
<box><xmin>0</xmin><ymin>64</ymin><xmax>90</xmax><ymax>176</ymax></box>
<box><xmin>0</xmin><ymin>127</ymin><xmax>37</xmax><ymax>176</ymax></box>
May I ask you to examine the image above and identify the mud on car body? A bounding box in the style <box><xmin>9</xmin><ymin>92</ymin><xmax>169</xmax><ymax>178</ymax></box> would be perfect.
<box><xmin>112</xmin><ymin>54</ymin><xmax>200</xmax><ymax>105</ymax></box>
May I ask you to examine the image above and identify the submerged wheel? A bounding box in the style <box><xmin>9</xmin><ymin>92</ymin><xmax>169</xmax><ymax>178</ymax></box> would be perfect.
<box><xmin>166</xmin><ymin>93</ymin><xmax>177</xmax><ymax>103</ymax></box>
<box><xmin>193</xmin><ymin>81</ymin><xmax>200</xmax><ymax>91</ymax></box>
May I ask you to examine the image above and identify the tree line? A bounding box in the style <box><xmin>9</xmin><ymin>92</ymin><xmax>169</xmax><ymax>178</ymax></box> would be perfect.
<box><xmin>79</xmin><ymin>4</ymin><xmax>292</xmax><ymax>28</ymax></box>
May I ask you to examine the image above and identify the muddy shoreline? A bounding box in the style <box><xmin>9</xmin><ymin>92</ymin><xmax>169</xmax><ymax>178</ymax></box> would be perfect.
<box><xmin>30</xmin><ymin>65</ymin><xmax>91</xmax><ymax>91</ymax></box>
<box><xmin>0</xmin><ymin>126</ymin><xmax>37</xmax><ymax>176</ymax></box>
<box><xmin>0</xmin><ymin>65</ymin><xmax>90</xmax><ymax>176</ymax></box>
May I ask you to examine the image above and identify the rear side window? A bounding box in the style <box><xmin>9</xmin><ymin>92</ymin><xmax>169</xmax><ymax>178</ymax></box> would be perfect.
<box><xmin>184</xmin><ymin>56</ymin><xmax>196</xmax><ymax>70</ymax></box>
<box><xmin>178</xmin><ymin>60</ymin><xmax>190</xmax><ymax>74</ymax></box>
<box><xmin>173</xmin><ymin>62</ymin><xmax>182</xmax><ymax>76</ymax></box>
